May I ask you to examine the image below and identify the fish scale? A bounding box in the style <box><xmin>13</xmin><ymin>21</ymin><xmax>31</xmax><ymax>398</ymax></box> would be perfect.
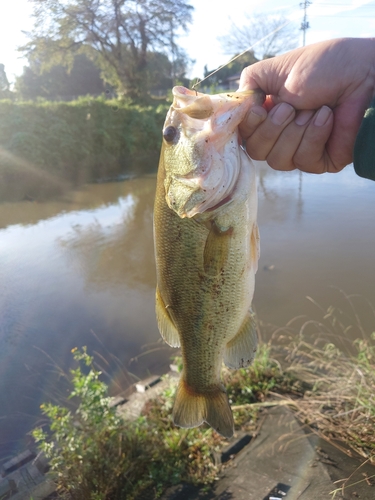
<box><xmin>154</xmin><ymin>86</ymin><xmax>263</xmax><ymax>437</ymax></box>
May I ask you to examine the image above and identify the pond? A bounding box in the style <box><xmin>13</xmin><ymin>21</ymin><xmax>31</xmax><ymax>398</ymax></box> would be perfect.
<box><xmin>0</xmin><ymin>163</ymin><xmax>374</xmax><ymax>461</ymax></box>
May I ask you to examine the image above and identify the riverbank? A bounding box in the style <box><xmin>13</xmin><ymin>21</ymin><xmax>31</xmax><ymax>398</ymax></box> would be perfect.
<box><xmin>3</xmin><ymin>362</ymin><xmax>374</xmax><ymax>499</ymax></box>
<box><xmin>162</xmin><ymin>405</ymin><xmax>375</xmax><ymax>500</ymax></box>
<box><xmin>26</xmin><ymin>298</ymin><xmax>375</xmax><ymax>499</ymax></box>
<box><xmin>2</xmin><ymin>306</ymin><xmax>374</xmax><ymax>499</ymax></box>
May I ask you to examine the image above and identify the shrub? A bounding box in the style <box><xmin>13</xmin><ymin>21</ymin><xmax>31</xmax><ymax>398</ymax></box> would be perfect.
<box><xmin>0</xmin><ymin>98</ymin><xmax>169</xmax><ymax>200</ymax></box>
<box><xmin>32</xmin><ymin>348</ymin><xmax>223</xmax><ymax>499</ymax></box>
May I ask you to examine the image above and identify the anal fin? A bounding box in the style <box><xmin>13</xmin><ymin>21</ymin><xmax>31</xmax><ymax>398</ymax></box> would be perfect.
<box><xmin>224</xmin><ymin>309</ymin><xmax>258</xmax><ymax>369</ymax></box>
<box><xmin>155</xmin><ymin>287</ymin><xmax>180</xmax><ymax>348</ymax></box>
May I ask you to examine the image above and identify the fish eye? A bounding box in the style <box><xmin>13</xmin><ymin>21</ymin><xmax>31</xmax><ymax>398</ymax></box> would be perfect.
<box><xmin>163</xmin><ymin>125</ymin><xmax>177</xmax><ymax>143</ymax></box>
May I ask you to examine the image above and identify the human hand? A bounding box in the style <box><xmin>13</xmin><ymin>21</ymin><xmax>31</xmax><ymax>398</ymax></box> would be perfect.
<box><xmin>239</xmin><ymin>38</ymin><xmax>375</xmax><ymax>173</ymax></box>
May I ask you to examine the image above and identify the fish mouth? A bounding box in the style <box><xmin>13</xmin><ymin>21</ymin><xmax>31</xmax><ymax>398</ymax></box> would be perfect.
<box><xmin>165</xmin><ymin>87</ymin><xmax>261</xmax><ymax>219</ymax></box>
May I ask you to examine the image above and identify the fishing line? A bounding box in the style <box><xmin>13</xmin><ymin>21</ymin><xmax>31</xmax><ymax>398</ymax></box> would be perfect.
<box><xmin>191</xmin><ymin>18</ymin><xmax>293</xmax><ymax>91</ymax></box>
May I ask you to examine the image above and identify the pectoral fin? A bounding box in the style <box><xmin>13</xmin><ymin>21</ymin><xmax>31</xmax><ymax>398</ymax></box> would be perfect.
<box><xmin>203</xmin><ymin>221</ymin><xmax>233</xmax><ymax>276</ymax></box>
<box><xmin>155</xmin><ymin>287</ymin><xmax>180</xmax><ymax>348</ymax></box>
<box><xmin>250</xmin><ymin>222</ymin><xmax>260</xmax><ymax>273</ymax></box>
<box><xmin>224</xmin><ymin>310</ymin><xmax>258</xmax><ymax>369</ymax></box>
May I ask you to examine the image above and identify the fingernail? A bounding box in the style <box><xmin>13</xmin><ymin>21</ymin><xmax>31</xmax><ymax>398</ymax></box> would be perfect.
<box><xmin>247</xmin><ymin>106</ymin><xmax>266</xmax><ymax>126</ymax></box>
<box><xmin>295</xmin><ymin>110</ymin><xmax>314</xmax><ymax>126</ymax></box>
<box><xmin>314</xmin><ymin>106</ymin><xmax>331</xmax><ymax>126</ymax></box>
<box><xmin>270</xmin><ymin>103</ymin><xmax>294</xmax><ymax>125</ymax></box>
<box><xmin>250</xmin><ymin>105</ymin><xmax>265</xmax><ymax>117</ymax></box>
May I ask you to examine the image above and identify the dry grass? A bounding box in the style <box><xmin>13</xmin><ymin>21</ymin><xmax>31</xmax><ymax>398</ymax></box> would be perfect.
<box><xmin>264</xmin><ymin>290</ymin><xmax>375</xmax><ymax>464</ymax></box>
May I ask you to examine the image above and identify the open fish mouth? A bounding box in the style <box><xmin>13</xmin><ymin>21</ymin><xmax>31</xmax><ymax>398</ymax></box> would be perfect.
<box><xmin>163</xmin><ymin>87</ymin><xmax>264</xmax><ymax>219</ymax></box>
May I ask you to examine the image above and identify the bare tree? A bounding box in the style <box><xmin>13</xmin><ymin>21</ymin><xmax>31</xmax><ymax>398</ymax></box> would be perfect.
<box><xmin>219</xmin><ymin>12</ymin><xmax>299</xmax><ymax>60</ymax></box>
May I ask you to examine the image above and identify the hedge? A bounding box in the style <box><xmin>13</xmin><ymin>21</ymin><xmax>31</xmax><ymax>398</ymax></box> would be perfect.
<box><xmin>0</xmin><ymin>96</ymin><xmax>169</xmax><ymax>200</ymax></box>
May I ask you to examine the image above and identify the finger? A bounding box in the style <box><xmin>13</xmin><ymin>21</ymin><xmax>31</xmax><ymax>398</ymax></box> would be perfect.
<box><xmin>239</xmin><ymin>58</ymin><xmax>284</xmax><ymax>94</ymax></box>
<box><xmin>239</xmin><ymin>105</ymin><xmax>267</xmax><ymax>141</ymax></box>
<box><xmin>265</xmin><ymin>110</ymin><xmax>316</xmax><ymax>171</ymax></box>
<box><xmin>239</xmin><ymin>64</ymin><xmax>263</xmax><ymax>91</ymax></box>
<box><xmin>244</xmin><ymin>103</ymin><xmax>295</xmax><ymax>161</ymax></box>
<box><xmin>326</xmin><ymin>102</ymin><xmax>362</xmax><ymax>172</ymax></box>
<box><xmin>292</xmin><ymin>106</ymin><xmax>334</xmax><ymax>173</ymax></box>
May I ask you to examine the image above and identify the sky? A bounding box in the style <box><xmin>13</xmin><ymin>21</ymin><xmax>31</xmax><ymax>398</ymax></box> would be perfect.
<box><xmin>1</xmin><ymin>0</ymin><xmax>375</xmax><ymax>84</ymax></box>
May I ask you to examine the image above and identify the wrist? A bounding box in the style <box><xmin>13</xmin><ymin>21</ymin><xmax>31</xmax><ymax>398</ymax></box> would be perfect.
<box><xmin>352</xmin><ymin>38</ymin><xmax>375</xmax><ymax>103</ymax></box>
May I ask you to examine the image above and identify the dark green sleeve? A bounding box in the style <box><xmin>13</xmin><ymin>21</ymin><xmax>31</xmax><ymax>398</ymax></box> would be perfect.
<box><xmin>353</xmin><ymin>96</ymin><xmax>375</xmax><ymax>181</ymax></box>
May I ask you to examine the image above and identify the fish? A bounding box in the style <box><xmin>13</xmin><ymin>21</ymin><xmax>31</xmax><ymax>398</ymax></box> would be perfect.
<box><xmin>153</xmin><ymin>86</ymin><xmax>264</xmax><ymax>438</ymax></box>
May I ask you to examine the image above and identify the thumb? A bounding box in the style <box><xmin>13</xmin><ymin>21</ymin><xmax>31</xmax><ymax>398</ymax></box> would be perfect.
<box><xmin>238</xmin><ymin>64</ymin><xmax>261</xmax><ymax>92</ymax></box>
<box><xmin>239</xmin><ymin>58</ymin><xmax>284</xmax><ymax>96</ymax></box>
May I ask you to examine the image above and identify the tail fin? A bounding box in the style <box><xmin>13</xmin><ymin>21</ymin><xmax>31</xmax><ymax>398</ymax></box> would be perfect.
<box><xmin>172</xmin><ymin>379</ymin><xmax>234</xmax><ymax>438</ymax></box>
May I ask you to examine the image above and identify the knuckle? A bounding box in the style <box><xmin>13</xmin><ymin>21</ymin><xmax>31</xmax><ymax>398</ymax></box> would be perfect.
<box><xmin>293</xmin><ymin>156</ymin><xmax>324</xmax><ymax>173</ymax></box>
<box><xmin>267</xmin><ymin>156</ymin><xmax>295</xmax><ymax>171</ymax></box>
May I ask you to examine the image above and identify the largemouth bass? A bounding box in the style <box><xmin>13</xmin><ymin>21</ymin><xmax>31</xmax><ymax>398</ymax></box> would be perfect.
<box><xmin>153</xmin><ymin>86</ymin><xmax>263</xmax><ymax>438</ymax></box>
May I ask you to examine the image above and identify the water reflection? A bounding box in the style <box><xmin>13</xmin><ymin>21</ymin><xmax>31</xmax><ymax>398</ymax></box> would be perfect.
<box><xmin>59</xmin><ymin>193</ymin><xmax>155</xmax><ymax>290</ymax></box>
<box><xmin>0</xmin><ymin>166</ymin><xmax>374</xmax><ymax>461</ymax></box>
<box><xmin>256</xmin><ymin>162</ymin><xmax>375</xmax><ymax>330</ymax></box>
<box><xmin>0</xmin><ymin>177</ymin><xmax>170</xmax><ymax>460</ymax></box>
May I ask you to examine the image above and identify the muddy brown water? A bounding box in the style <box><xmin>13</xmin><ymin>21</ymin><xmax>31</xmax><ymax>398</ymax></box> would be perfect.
<box><xmin>0</xmin><ymin>163</ymin><xmax>374</xmax><ymax>460</ymax></box>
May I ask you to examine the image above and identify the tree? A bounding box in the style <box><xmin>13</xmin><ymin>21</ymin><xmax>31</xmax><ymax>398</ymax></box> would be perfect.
<box><xmin>218</xmin><ymin>12</ymin><xmax>299</xmax><ymax>60</ymax></box>
<box><xmin>20</xmin><ymin>0</ymin><xmax>193</xmax><ymax>100</ymax></box>
<box><xmin>0</xmin><ymin>64</ymin><xmax>11</xmax><ymax>99</ymax></box>
<box><xmin>15</xmin><ymin>54</ymin><xmax>106</xmax><ymax>100</ymax></box>
<box><xmin>147</xmin><ymin>51</ymin><xmax>190</xmax><ymax>92</ymax></box>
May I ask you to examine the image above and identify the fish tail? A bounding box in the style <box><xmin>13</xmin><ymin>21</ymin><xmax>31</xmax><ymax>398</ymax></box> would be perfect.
<box><xmin>172</xmin><ymin>379</ymin><xmax>234</xmax><ymax>438</ymax></box>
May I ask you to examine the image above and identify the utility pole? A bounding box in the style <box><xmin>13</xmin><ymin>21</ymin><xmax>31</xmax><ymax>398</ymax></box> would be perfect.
<box><xmin>300</xmin><ymin>0</ymin><xmax>311</xmax><ymax>46</ymax></box>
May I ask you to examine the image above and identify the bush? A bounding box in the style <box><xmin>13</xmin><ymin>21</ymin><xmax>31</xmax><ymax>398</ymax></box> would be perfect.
<box><xmin>32</xmin><ymin>348</ymin><xmax>223</xmax><ymax>499</ymax></box>
<box><xmin>0</xmin><ymin>98</ymin><xmax>169</xmax><ymax>200</ymax></box>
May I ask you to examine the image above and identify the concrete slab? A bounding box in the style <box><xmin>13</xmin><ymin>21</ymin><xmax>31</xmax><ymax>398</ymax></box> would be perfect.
<box><xmin>162</xmin><ymin>406</ymin><xmax>375</xmax><ymax>500</ymax></box>
<box><xmin>2</xmin><ymin>450</ymin><xmax>35</xmax><ymax>476</ymax></box>
<box><xmin>136</xmin><ymin>375</ymin><xmax>162</xmax><ymax>393</ymax></box>
<box><xmin>211</xmin><ymin>406</ymin><xmax>334</xmax><ymax>500</ymax></box>
<box><xmin>117</xmin><ymin>371</ymin><xmax>179</xmax><ymax>420</ymax></box>
<box><xmin>11</xmin><ymin>478</ymin><xmax>56</xmax><ymax>500</ymax></box>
